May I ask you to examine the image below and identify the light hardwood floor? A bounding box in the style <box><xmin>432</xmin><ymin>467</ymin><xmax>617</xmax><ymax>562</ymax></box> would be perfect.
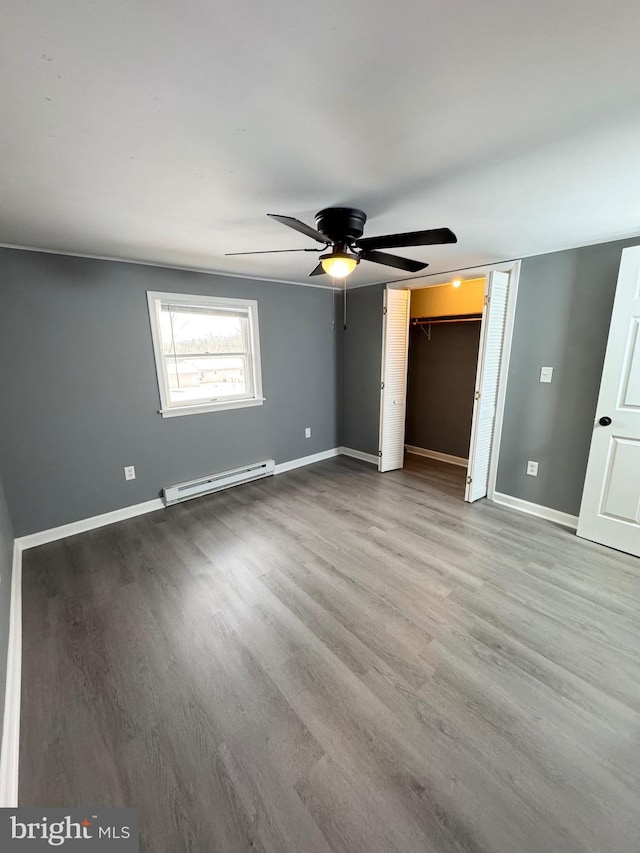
<box><xmin>20</xmin><ymin>455</ymin><xmax>640</xmax><ymax>852</ymax></box>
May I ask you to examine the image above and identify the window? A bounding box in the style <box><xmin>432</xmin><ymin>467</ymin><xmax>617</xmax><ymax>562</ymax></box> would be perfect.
<box><xmin>147</xmin><ymin>291</ymin><xmax>264</xmax><ymax>417</ymax></box>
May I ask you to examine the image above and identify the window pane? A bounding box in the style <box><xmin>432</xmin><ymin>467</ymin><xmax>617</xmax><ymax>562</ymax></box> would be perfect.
<box><xmin>165</xmin><ymin>355</ymin><xmax>251</xmax><ymax>403</ymax></box>
<box><xmin>159</xmin><ymin>307</ymin><xmax>247</xmax><ymax>356</ymax></box>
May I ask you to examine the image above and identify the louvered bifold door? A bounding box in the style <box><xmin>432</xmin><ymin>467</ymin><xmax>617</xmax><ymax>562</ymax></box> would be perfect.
<box><xmin>465</xmin><ymin>271</ymin><xmax>510</xmax><ymax>502</ymax></box>
<box><xmin>378</xmin><ymin>288</ymin><xmax>410</xmax><ymax>472</ymax></box>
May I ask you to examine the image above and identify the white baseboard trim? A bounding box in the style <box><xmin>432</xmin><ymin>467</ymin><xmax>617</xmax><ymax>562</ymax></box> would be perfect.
<box><xmin>405</xmin><ymin>445</ymin><xmax>468</xmax><ymax>468</ymax></box>
<box><xmin>0</xmin><ymin>544</ymin><xmax>23</xmax><ymax>807</ymax></box>
<box><xmin>16</xmin><ymin>452</ymin><xmax>346</xmax><ymax>549</ymax></box>
<box><xmin>16</xmin><ymin>498</ymin><xmax>165</xmax><ymax>551</ymax></box>
<box><xmin>274</xmin><ymin>447</ymin><xmax>340</xmax><ymax>474</ymax></box>
<box><xmin>339</xmin><ymin>447</ymin><xmax>379</xmax><ymax>466</ymax></box>
<box><xmin>492</xmin><ymin>492</ymin><xmax>579</xmax><ymax>529</ymax></box>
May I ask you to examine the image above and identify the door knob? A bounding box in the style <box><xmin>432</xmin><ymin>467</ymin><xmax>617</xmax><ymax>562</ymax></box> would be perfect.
<box><xmin>598</xmin><ymin>416</ymin><xmax>612</xmax><ymax>426</ymax></box>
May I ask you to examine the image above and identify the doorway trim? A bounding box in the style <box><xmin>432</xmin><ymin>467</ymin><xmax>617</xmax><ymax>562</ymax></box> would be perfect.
<box><xmin>384</xmin><ymin>259</ymin><xmax>521</xmax><ymax>500</ymax></box>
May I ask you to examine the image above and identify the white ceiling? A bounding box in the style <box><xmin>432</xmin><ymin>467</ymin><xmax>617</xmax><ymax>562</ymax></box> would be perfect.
<box><xmin>2</xmin><ymin>0</ymin><xmax>640</xmax><ymax>287</ymax></box>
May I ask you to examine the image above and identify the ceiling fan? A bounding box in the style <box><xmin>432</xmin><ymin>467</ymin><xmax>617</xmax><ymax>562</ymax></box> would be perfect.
<box><xmin>226</xmin><ymin>207</ymin><xmax>457</xmax><ymax>278</ymax></box>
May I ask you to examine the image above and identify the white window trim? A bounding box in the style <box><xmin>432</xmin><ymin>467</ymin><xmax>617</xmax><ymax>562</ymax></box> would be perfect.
<box><xmin>147</xmin><ymin>290</ymin><xmax>264</xmax><ymax>418</ymax></box>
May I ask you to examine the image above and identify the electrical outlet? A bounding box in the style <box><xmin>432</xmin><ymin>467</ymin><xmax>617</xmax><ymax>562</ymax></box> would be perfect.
<box><xmin>124</xmin><ymin>465</ymin><xmax>136</xmax><ymax>481</ymax></box>
<box><xmin>526</xmin><ymin>461</ymin><xmax>538</xmax><ymax>476</ymax></box>
<box><xmin>540</xmin><ymin>366</ymin><xmax>553</xmax><ymax>383</ymax></box>
<box><xmin>305</xmin><ymin>427</ymin><xmax>311</xmax><ymax>438</ymax></box>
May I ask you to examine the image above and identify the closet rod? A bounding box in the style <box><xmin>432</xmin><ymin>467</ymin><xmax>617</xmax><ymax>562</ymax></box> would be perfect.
<box><xmin>411</xmin><ymin>313</ymin><xmax>482</xmax><ymax>326</ymax></box>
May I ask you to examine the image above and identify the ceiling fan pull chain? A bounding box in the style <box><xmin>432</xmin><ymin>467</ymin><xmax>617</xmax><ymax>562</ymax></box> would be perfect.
<box><xmin>343</xmin><ymin>278</ymin><xmax>347</xmax><ymax>330</ymax></box>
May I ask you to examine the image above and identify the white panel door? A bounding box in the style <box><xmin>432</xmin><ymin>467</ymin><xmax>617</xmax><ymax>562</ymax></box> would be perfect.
<box><xmin>465</xmin><ymin>271</ymin><xmax>510</xmax><ymax>502</ymax></box>
<box><xmin>577</xmin><ymin>246</ymin><xmax>640</xmax><ymax>556</ymax></box>
<box><xmin>379</xmin><ymin>288</ymin><xmax>410</xmax><ymax>472</ymax></box>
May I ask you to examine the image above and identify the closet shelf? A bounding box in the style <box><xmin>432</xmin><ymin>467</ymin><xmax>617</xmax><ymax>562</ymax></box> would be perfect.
<box><xmin>411</xmin><ymin>313</ymin><xmax>482</xmax><ymax>326</ymax></box>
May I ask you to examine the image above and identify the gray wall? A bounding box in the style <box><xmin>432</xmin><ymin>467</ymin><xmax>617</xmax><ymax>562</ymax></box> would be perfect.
<box><xmin>341</xmin><ymin>284</ymin><xmax>385</xmax><ymax>456</ymax></box>
<box><xmin>0</xmin><ymin>476</ymin><xmax>14</xmax><ymax>743</ymax></box>
<box><xmin>4</xmin><ymin>234</ymin><xmax>638</xmax><ymax>536</ymax></box>
<box><xmin>0</xmin><ymin>248</ymin><xmax>339</xmax><ymax>536</ymax></box>
<box><xmin>496</xmin><ymin>236</ymin><xmax>640</xmax><ymax>515</ymax></box>
<box><xmin>405</xmin><ymin>321</ymin><xmax>481</xmax><ymax>459</ymax></box>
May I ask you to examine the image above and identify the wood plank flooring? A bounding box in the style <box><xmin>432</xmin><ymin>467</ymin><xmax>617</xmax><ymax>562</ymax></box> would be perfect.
<box><xmin>19</xmin><ymin>455</ymin><xmax>640</xmax><ymax>853</ymax></box>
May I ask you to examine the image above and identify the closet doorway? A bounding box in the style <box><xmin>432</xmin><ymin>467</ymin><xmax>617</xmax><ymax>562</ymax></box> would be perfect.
<box><xmin>405</xmin><ymin>277</ymin><xmax>484</xmax><ymax>497</ymax></box>
<box><xmin>378</xmin><ymin>263</ymin><xmax>519</xmax><ymax>502</ymax></box>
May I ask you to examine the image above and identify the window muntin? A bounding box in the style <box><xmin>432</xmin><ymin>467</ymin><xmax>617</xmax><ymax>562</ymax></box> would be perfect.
<box><xmin>147</xmin><ymin>292</ymin><xmax>263</xmax><ymax>416</ymax></box>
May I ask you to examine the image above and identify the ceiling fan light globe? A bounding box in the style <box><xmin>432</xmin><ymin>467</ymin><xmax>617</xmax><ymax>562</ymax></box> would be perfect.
<box><xmin>320</xmin><ymin>252</ymin><xmax>358</xmax><ymax>278</ymax></box>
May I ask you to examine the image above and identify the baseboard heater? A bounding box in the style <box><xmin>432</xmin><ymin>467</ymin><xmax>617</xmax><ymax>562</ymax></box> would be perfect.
<box><xmin>163</xmin><ymin>459</ymin><xmax>275</xmax><ymax>506</ymax></box>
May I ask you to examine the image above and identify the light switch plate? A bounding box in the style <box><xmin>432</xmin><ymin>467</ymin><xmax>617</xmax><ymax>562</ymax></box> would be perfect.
<box><xmin>540</xmin><ymin>366</ymin><xmax>553</xmax><ymax>383</ymax></box>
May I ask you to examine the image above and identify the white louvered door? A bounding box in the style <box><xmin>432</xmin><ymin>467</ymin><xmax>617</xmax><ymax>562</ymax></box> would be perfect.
<box><xmin>378</xmin><ymin>288</ymin><xmax>410</xmax><ymax>472</ymax></box>
<box><xmin>465</xmin><ymin>271</ymin><xmax>510</xmax><ymax>502</ymax></box>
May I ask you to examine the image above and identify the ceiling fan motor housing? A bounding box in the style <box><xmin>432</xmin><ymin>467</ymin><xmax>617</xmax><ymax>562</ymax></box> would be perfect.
<box><xmin>315</xmin><ymin>208</ymin><xmax>367</xmax><ymax>244</ymax></box>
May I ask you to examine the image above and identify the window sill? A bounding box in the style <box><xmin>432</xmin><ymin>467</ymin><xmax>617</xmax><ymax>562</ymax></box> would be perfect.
<box><xmin>159</xmin><ymin>397</ymin><xmax>266</xmax><ymax>418</ymax></box>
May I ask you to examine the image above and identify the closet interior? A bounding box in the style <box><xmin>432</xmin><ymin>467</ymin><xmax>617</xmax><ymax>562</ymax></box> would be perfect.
<box><xmin>404</xmin><ymin>277</ymin><xmax>486</xmax><ymax>492</ymax></box>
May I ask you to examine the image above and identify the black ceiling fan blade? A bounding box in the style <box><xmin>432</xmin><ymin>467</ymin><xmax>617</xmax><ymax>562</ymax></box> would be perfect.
<box><xmin>225</xmin><ymin>248</ymin><xmax>318</xmax><ymax>256</ymax></box>
<box><xmin>360</xmin><ymin>250</ymin><xmax>428</xmax><ymax>273</ymax></box>
<box><xmin>267</xmin><ymin>213</ymin><xmax>327</xmax><ymax>244</ymax></box>
<box><xmin>309</xmin><ymin>263</ymin><xmax>326</xmax><ymax>277</ymax></box>
<box><xmin>355</xmin><ymin>227</ymin><xmax>457</xmax><ymax>251</ymax></box>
